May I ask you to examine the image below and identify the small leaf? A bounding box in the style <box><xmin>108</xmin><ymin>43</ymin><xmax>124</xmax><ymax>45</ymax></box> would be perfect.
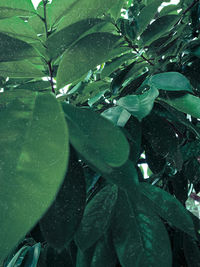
<box><xmin>56</xmin><ymin>33</ymin><xmax>120</xmax><ymax>89</ymax></box>
<box><xmin>101</xmin><ymin>106</ymin><xmax>131</xmax><ymax>127</ymax></box>
<box><xmin>140</xmin><ymin>183</ymin><xmax>196</xmax><ymax>239</ymax></box>
<box><xmin>149</xmin><ymin>72</ymin><xmax>193</xmax><ymax>93</ymax></box>
<box><xmin>0</xmin><ymin>91</ymin><xmax>69</xmax><ymax>261</ymax></box>
<box><xmin>21</xmin><ymin>243</ymin><xmax>41</xmax><ymax>267</ymax></box>
<box><xmin>75</xmin><ymin>184</ymin><xmax>118</xmax><ymax>251</ymax></box>
<box><xmin>62</xmin><ymin>103</ymin><xmax>129</xmax><ymax>173</ymax></box>
<box><xmin>117</xmin><ymin>86</ymin><xmax>159</xmax><ymax>121</ymax></box>
<box><xmin>0</xmin><ymin>33</ymin><xmax>38</xmax><ymax>62</ymax></box>
<box><xmin>6</xmin><ymin>246</ymin><xmax>29</xmax><ymax>267</ymax></box>
<box><xmin>40</xmin><ymin>147</ymin><xmax>86</xmax><ymax>250</ymax></box>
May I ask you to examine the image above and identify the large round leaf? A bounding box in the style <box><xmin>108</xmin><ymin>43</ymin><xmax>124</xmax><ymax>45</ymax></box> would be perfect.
<box><xmin>62</xmin><ymin>103</ymin><xmax>129</xmax><ymax>173</ymax></box>
<box><xmin>0</xmin><ymin>90</ymin><xmax>69</xmax><ymax>262</ymax></box>
<box><xmin>56</xmin><ymin>33</ymin><xmax>120</xmax><ymax>89</ymax></box>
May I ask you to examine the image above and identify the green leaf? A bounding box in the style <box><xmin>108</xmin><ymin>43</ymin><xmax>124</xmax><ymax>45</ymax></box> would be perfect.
<box><xmin>62</xmin><ymin>103</ymin><xmax>129</xmax><ymax>173</ymax></box>
<box><xmin>15</xmin><ymin>80</ymin><xmax>51</xmax><ymax>91</ymax></box>
<box><xmin>6</xmin><ymin>246</ymin><xmax>30</xmax><ymax>267</ymax></box>
<box><xmin>54</xmin><ymin>0</ymin><xmax>119</xmax><ymax>31</ymax></box>
<box><xmin>112</xmin><ymin>190</ymin><xmax>172</xmax><ymax>267</ymax></box>
<box><xmin>40</xmin><ymin>147</ymin><xmax>86</xmax><ymax>250</ymax></box>
<box><xmin>137</xmin><ymin>0</ymin><xmax>163</xmax><ymax>35</ymax></box>
<box><xmin>101</xmin><ymin>53</ymin><xmax>135</xmax><ymax>79</ymax></box>
<box><xmin>183</xmin><ymin>234</ymin><xmax>200</xmax><ymax>267</ymax></box>
<box><xmin>75</xmin><ymin>184</ymin><xmax>118</xmax><ymax>251</ymax></box>
<box><xmin>0</xmin><ymin>61</ymin><xmax>44</xmax><ymax>78</ymax></box>
<box><xmin>149</xmin><ymin>72</ymin><xmax>193</xmax><ymax>93</ymax></box>
<box><xmin>142</xmin><ymin>114</ymin><xmax>179</xmax><ymax>158</ymax></box>
<box><xmin>101</xmin><ymin>106</ymin><xmax>131</xmax><ymax>127</ymax></box>
<box><xmin>102</xmin><ymin>160</ymin><xmax>139</xmax><ymax>191</ymax></box>
<box><xmin>140</xmin><ymin>15</ymin><xmax>179</xmax><ymax>45</ymax></box>
<box><xmin>21</xmin><ymin>243</ymin><xmax>41</xmax><ymax>267</ymax></box>
<box><xmin>109</xmin><ymin>0</ymin><xmax>127</xmax><ymax>20</ymax></box>
<box><xmin>46</xmin><ymin>18</ymin><xmax>105</xmax><ymax>60</ymax></box>
<box><xmin>117</xmin><ymin>86</ymin><xmax>159</xmax><ymax>121</ymax></box>
<box><xmin>90</xmin><ymin>235</ymin><xmax>117</xmax><ymax>267</ymax></box>
<box><xmin>0</xmin><ymin>91</ymin><xmax>69</xmax><ymax>262</ymax></box>
<box><xmin>0</xmin><ymin>33</ymin><xmax>38</xmax><ymax>62</ymax></box>
<box><xmin>56</xmin><ymin>33</ymin><xmax>120</xmax><ymax>89</ymax></box>
<box><xmin>159</xmin><ymin>94</ymin><xmax>200</xmax><ymax>119</ymax></box>
<box><xmin>140</xmin><ymin>183</ymin><xmax>196</xmax><ymax>239</ymax></box>
<box><xmin>0</xmin><ymin>17</ymin><xmax>38</xmax><ymax>42</ymax></box>
<box><xmin>0</xmin><ymin>0</ymin><xmax>35</xmax><ymax>19</ymax></box>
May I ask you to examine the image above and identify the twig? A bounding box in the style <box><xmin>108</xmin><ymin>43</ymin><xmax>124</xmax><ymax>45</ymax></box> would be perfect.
<box><xmin>115</xmin><ymin>23</ymin><xmax>155</xmax><ymax>66</ymax></box>
<box><xmin>174</xmin><ymin>0</ymin><xmax>200</xmax><ymax>27</ymax></box>
<box><xmin>42</xmin><ymin>0</ymin><xmax>55</xmax><ymax>93</ymax></box>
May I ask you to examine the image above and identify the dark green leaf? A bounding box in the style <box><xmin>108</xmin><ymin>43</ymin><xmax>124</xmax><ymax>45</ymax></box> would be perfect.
<box><xmin>140</xmin><ymin>15</ymin><xmax>179</xmax><ymax>45</ymax></box>
<box><xmin>140</xmin><ymin>183</ymin><xmax>196</xmax><ymax>239</ymax></box>
<box><xmin>159</xmin><ymin>94</ymin><xmax>200</xmax><ymax>119</ymax></box>
<box><xmin>0</xmin><ymin>33</ymin><xmax>38</xmax><ymax>62</ymax></box>
<box><xmin>75</xmin><ymin>184</ymin><xmax>118</xmax><ymax>251</ymax></box>
<box><xmin>40</xmin><ymin>147</ymin><xmax>86</xmax><ymax>250</ymax></box>
<box><xmin>112</xmin><ymin>189</ymin><xmax>172</xmax><ymax>267</ymax></box>
<box><xmin>62</xmin><ymin>103</ymin><xmax>129</xmax><ymax>173</ymax></box>
<box><xmin>117</xmin><ymin>86</ymin><xmax>159</xmax><ymax>121</ymax></box>
<box><xmin>183</xmin><ymin>234</ymin><xmax>200</xmax><ymax>267</ymax></box>
<box><xmin>56</xmin><ymin>33</ymin><xmax>120</xmax><ymax>89</ymax></box>
<box><xmin>137</xmin><ymin>0</ymin><xmax>163</xmax><ymax>35</ymax></box>
<box><xmin>149</xmin><ymin>72</ymin><xmax>193</xmax><ymax>93</ymax></box>
<box><xmin>0</xmin><ymin>91</ymin><xmax>69</xmax><ymax>261</ymax></box>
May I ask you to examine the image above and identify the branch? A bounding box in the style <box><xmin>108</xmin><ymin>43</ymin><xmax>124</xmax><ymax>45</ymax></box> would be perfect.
<box><xmin>42</xmin><ymin>0</ymin><xmax>55</xmax><ymax>93</ymax></box>
<box><xmin>174</xmin><ymin>0</ymin><xmax>199</xmax><ymax>27</ymax></box>
<box><xmin>115</xmin><ymin>23</ymin><xmax>155</xmax><ymax>66</ymax></box>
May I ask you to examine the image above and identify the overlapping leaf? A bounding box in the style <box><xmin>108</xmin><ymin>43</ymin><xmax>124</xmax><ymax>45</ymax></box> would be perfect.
<box><xmin>0</xmin><ymin>90</ymin><xmax>69</xmax><ymax>261</ymax></box>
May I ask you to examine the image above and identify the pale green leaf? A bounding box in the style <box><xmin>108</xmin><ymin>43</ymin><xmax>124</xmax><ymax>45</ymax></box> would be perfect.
<box><xmin>0</xmin><ymin>91</ymin><xmax>69</xmax><ymax>262</ymax></box>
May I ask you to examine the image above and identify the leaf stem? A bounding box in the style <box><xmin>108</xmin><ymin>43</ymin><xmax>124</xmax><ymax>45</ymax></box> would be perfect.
<box><xmin>42</xmin><ymin>0</ymin><xmax>55</xmax><ymax>94</ymax></box>
<box><xmin>115</xmin><ymin>23</ymin><xmax>155</xmax><ymax>66</ymax></box>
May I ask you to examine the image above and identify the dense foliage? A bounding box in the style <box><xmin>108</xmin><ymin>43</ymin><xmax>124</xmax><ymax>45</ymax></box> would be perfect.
<box><xmin>1</xmin><ymin>0</ymin><xmax>200</xmax><ymax>266</ymax></box>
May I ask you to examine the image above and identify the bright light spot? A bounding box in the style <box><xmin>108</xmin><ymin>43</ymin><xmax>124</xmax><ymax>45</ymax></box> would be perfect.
<box><xmin>32</xmin><ymin>0</ymin><xmax>41</xmax><ymax>9</ymax></box>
